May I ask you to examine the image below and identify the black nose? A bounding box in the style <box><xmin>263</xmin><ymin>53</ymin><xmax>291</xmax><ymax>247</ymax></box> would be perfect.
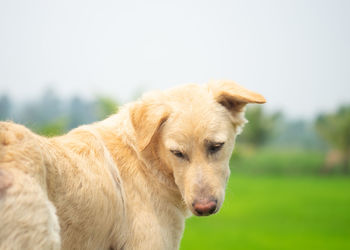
<box><xmin>192</xmin><ymin>199</ymin><xmax>217</xmax><ymax>216</ymax></box>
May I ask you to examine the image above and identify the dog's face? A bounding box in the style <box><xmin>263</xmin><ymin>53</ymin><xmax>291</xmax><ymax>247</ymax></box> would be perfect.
<box><xmin>159</xmin><ymin>97</ymin><xmax>236</xmax><ymax>216</ymax></box>
<box><xmin>131</xmin><ymin>81</ymin><xmax>265</xmax><ymax>216</ymax></box>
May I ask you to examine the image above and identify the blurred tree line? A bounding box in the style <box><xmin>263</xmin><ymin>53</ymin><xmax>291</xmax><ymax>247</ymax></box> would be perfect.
<box><xmin>237</xmin><ymin>105</ymin><xmax>327</xmax><ymax>150</ymax></box>
<box><xmin>315</xmin><ymin>106</ymin><xmax>350</xmax><ymax>174</ymax></box>
<box><xmin>0</xmin><ymin>89</ymin><xmax>349</xmax><ymax>175</ymax></box>
<box><xmin>234</xmin><ymin>105</ymin><xmax>349</xmax><ymax>175</ymax></box>
<box><xmin>0</xmin><ymin>88</ymin><xmax>118</xmax><ymax>137</ymax></box>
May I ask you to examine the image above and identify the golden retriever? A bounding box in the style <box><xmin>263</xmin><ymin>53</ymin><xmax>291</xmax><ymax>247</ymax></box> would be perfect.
<box><xmin>0</xmin><ymin>80</ymin><xmax>265</xmax><ymax>250</ymax></box>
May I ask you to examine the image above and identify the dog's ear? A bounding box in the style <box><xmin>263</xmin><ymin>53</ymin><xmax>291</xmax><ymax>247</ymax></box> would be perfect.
<box><xmin>208</xmin><ymin>80</ymin><xmax>266</xmax><ymax>123</ymax></box>
<box><xmin>130</xmin><ymin>102</ymin><xmax>170</xmax><ymax>151</ymax></box>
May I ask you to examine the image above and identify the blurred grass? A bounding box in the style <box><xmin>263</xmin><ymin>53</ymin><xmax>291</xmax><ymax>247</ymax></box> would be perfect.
<box><xmin>230</xmin><ymin>147</ymin><xmax>327</xmax><ymax>175</ymax></box>
<box><xmin>181</xmin><ymin>151</ymin><xmax>350</xmax><ymax>250</ymax></box>
<box><xmin>181</xmin><ymin>175</ymin><xmax>350</xmax><ymax>250</ymax></box>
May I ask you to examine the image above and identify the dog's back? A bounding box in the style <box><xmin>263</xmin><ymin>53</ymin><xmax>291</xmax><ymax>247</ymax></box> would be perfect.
<box><xmin>0</xmin><ymin>122</ymin><xmax>61</xmax><ymax>249</ymax></box>
<box><xmin>0</xmin><ymin>122</ymin><xmax>127</xmax><ymax>250</ymax></box>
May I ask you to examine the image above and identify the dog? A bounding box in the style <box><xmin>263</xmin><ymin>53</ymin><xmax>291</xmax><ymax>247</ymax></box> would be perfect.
<box><xmin>0</xmin><ymin>80</ymin><xmax>265</xmax><ymax>250</ymax></box>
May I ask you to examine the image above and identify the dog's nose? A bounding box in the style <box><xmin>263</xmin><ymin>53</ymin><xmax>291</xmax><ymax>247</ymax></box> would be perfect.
<box><xmin>192</xmin><ymin>199</ymin><xmax>217</xmax><ymax>216</ymax></box>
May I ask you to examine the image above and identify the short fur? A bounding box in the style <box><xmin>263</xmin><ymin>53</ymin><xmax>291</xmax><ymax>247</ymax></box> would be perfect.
<box><xmin>0</xmin><ymin>81</ymin><xmax>265</xmax><ymax>250</ymax></box>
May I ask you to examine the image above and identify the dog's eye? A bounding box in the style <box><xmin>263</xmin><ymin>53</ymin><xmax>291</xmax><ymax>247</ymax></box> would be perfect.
<box><xmin>170</xmin><ymin>150</ymin><xmax>186</xmax><ymax>159</ymax></box>
<box><xmin>208</xmin><ymin>142</ymin><xmax>224</xmax><ymax>154</ymax></box>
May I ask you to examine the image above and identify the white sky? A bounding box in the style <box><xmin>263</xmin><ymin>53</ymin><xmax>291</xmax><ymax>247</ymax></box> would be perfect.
<box><xmin>0</xmin><ymin>0</ymin><xmax>349</xmax><ymax>119</ymax></box>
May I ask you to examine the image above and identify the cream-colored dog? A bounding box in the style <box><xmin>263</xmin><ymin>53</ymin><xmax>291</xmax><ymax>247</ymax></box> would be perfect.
<box><xmin>0</xmin><ymin>80</ymin><xmax>265</xmax><ymax>250</ymax></box>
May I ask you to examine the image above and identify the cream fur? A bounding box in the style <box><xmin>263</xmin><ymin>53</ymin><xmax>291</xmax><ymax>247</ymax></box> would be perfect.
<box><xmin>0</xmin><ymin>81</ymin><xmax>265</xmax><ymax>250</ymax></box>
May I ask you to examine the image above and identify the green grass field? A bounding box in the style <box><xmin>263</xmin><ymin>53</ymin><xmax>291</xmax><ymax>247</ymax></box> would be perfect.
<box><xmin>180</xmin><ymin>174</ymin><xmax>350</xmax><ymax>250</ymax></box>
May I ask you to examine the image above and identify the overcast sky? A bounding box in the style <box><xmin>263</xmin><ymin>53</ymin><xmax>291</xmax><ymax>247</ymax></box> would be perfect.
<box><xmin>0</xmin><ymin>0</ymin><xmax>349</xmax><ymax>119</ymax></box>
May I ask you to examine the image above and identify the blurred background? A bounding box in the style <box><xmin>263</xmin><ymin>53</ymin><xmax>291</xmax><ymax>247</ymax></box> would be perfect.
<box><xmin>0</xmin><ymin>0</ymin><xmax>349</xmax><ymax>249</ymax></box>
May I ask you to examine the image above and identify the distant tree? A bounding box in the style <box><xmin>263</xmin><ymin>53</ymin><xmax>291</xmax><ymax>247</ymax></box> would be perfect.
<box><xmin>315</xmin><ymin>105</ymin><xmax>350</xmax><ymax>174</ymax></box>
<box><xmin>95</xmin><ymin>96</ymin><xmax>118</xmax><ymax>120</ymax></box>
<box><xmin>238</xmin><ymin>105</ymin><xmax>281</xmax><ymax>147</ymax></box>
<box><xmin>39</xmin><ymin>88</ymin><xmax>63</xmax><ymax>123</ymax></box>
<box><xmin>0</xmin><ymin>95</ymin><xmax>11</xmax><ymax>120</ymax></box>
<box><xmin>271</xmin><ymin>119</ymin><xmax>327</xmax><ymax>150</ymax></box>
<box><xmin>34</xmin><ymin>118</ymin><xmax>68</xmax><ymax>137</ymax></box>
<box><xmin>19</xmin><ymin>88</ymin><xmax>63</xmax><ymax>125</ymax></box>
<box><xmin>68</xmin><ymin>97</ymin><xmax>97</xmax><ymax>129</ymax></box>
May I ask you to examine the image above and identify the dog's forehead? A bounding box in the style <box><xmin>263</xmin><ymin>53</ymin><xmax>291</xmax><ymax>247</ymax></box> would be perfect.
<box><xmin>160</xmin><ymin>83</ymin><xmax>235</xmax><ymax>144</ymax></box>
<box><xmin>165</xmin><ymin>84</ymin><xmax>226</xmax><ymax>117</ymax></box>
<box><xmin>163</xmin><ymin>105</ymin><xmax>232</xmax><ymax>145</ymax></box>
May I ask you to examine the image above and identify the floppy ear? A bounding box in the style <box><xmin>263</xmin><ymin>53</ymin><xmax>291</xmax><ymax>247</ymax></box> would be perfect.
<box><xmin>130</xmin><ymin>102</ymin><xmax>170</xmax><ymax>152</ymax></box>
<box><xmin>208</xmin><ymin>80</ymin><xmax>266</xmax><ymax>123</ymax></box>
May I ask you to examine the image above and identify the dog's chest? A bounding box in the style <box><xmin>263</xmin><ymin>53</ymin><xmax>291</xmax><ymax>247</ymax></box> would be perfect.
<box><xmin>122</xmin><ymin>184</ymin><xmax>185</xmax><ymax>250</ymax></box>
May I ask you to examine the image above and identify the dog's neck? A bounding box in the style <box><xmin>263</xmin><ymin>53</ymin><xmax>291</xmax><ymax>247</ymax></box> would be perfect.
<box><xmin>94</xmin><ymin>112</ymin><xmax>188</xmax><ymax>215</ymax></box>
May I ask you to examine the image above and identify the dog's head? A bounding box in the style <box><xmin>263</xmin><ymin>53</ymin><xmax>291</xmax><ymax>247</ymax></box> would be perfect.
<box><xmin>130</xmin><ymin>80</ymin><xmax>265</xmax><ymax>216</ymax></box>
